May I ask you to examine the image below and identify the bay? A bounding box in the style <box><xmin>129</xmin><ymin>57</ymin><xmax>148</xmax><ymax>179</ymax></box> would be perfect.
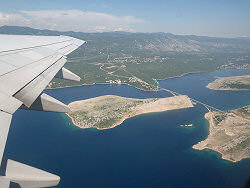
<box><xmin>4</xmin><ymin>68</ymin><xmax>250</xmax><ymax>188</ymax></box>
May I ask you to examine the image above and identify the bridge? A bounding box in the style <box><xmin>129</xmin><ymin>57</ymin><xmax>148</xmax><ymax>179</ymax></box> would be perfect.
<box><xmin>159</xmin><ymin>87</ymin><xmax>223</xmax><ymax>112</ymax></box>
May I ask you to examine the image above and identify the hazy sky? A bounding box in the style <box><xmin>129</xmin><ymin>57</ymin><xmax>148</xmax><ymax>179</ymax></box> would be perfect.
<box><xmin>0</xmin><ymin>0</ymin><xmax>249</xmax><ymax>37</ymax></box>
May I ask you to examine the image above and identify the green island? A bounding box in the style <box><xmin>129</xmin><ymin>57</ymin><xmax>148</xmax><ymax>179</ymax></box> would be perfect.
<box><xmin>1</xmin><ymin>26</ymin><xmax>250</xmax><ymax>91</ymax></box>
<box><xmin>67</xmin><ymin>95</ymin><xmax>193</xmax><ymax>129</ymax></box>
<box><xmin>207</xmin><ymin>75</ymin><xmax>250</xmax><ymax>90</ymax></box>
<box><xmin>193</xmin><ymin>105</ymin><xmax>250</xmax><ymax>162</ymax></box>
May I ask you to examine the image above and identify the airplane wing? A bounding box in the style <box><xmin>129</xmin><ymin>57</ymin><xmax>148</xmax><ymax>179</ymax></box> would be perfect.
<box><xmin>0</xmin><ymin>34</ymin><xmax>85</xmax><ymax>188</ymax></box>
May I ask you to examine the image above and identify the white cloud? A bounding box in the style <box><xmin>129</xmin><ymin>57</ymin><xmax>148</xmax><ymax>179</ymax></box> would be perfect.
<box><xmin>0</xmin><ymin>10</ymin><xmax>145</xmax><ymax>32</ymax></box>
<box><xmin>0</xmin><ymin>13</ymin><xmax>10</xmax><ymax>21</ymax></box>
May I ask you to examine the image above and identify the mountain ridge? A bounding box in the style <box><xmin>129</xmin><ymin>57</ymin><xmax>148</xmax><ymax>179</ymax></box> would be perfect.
<box><xmin>1</xmin><ymin>25</ymin><xmax>250</xmax><ymax>54</ymax></box>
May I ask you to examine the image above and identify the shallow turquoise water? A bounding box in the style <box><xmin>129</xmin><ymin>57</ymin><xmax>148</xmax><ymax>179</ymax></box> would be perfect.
<box><xmin>4</xmin><ymin>68</ymin><xmax>250</xmax><ymax>188</ymax></box>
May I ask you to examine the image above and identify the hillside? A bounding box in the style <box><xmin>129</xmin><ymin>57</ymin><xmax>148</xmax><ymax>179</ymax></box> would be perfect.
<box><xmin>1</xmin><ymin>26</ymin><xmax>250</xmax><ymax>90</ymax></box>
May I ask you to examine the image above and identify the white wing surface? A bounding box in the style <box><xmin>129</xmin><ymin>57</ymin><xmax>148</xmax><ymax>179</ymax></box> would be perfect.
<box><xmin>0</xmin><ymin>34</ymin><xmax>85</xmax><ymax>188</ymax></box>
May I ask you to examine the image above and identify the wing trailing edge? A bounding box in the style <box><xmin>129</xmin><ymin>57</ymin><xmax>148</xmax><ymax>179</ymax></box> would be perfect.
<box><xmin>55</xmin><ymin>67</ymin><xmax>81</xmax><ymax>81</ymax></box>
<box><xmin>0</xmin><ymin>159</ymin><xmax>60</xmax><ymax>188</ymax></box>
<box><xmin>20</xmin><ymin>93</ymin><xmax>70</xmax><ymax>113</ymax></box>
<box><xmin>0</xmin><ymin>35</ymin><xmax>85</xmax><ymax>188</ymax></box>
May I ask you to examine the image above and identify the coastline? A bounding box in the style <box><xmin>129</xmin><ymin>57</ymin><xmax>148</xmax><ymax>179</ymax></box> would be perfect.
<box><xmin>192</xmin><ymin>112</ymin><xmax>237</xmax><ymax>162</ymax></box>
<box><xmin>47</xmin><ymin>68</ymin><xmax>250</xmax><ymax>92</ymax></box>
<box><xmin>206</xmin><ymin>86</ymin><xmax>250</xmax><ymax>91</ymax></box>
<box><xmin>47</xmin><ymin>67</ymin><xmax>250</xmax><ymax>92</ymax></box>
<box><xmin>46</xmin><ymin>70</ymin><xmax>208</xmax><ymax>92</ymax></box>
<box><xmin>63</xmin><ymin>68</ymin><xmax>250</xmax><ymax>132</ymax></box>
<box><xmin>67</xmin><ymin>95</ymin><xmax>194</xmax><ymax>130</ymax></box>
<box><xmin>47</xmin><ymin>82</ymin><xmax>158</xmax><ymax>92</ymax></box>
<box><xmin>192</xmin><ymin>111</ymin><xmax>250</xmax><ymax>163</ymax></box>
<box><xmin>206</xmin><ymin>74</ymin><xmax>250</xmax><ymax>91</ymax></box>
<box><xmin>66</xmin><ymin>104</ymin><xmax>134</xmax><ymax>130</ymax></box>
<box><xmin>10</xmin><ymin>63</ymin><xmax>250</xmax><ymax>188</ymax></box>
<box><xmin>58</xmin><ymin>68</ymin><xmax>250</xmax><ymax>167</ymax></box>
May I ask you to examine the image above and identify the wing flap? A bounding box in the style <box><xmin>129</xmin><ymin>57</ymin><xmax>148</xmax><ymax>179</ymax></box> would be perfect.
<box><xmin>14</xmin><ymin>57</ymin><xmax>67</xmax><ymax>107</ymax></box>
<box><xmin>20</xmin><ymin>93</ymin><xmax>70</xmax><ymax>113</ymax></box>
<box><xmin>0</xmin><ymin>34</ymin><xmax>85</xmax><ymax>187</ymax></box>
<box><xmin>0</xmin><ymin>177</ymin><xmax>10</xmax><ymax>188</ymax></box>
<box><xmin>55</xmin><ymin>67</ymin><xmax>81</xmax><ymax>81</ymax></box>
<box><xmin>0</xmin><ymin>94</ymin><xmax>22</xmax><ymax>114</ymax></box>
<box><xmin>0</xmin><ymin>159</ymin><xmax>60</xmax><ymax>188</ymax></box>
<box><xmin>0</xmin><ymin>53</ymin><xmax>62</xmax><ymax>96</ymax></box>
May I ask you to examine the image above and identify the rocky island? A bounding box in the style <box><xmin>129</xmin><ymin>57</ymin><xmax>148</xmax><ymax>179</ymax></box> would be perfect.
<box><xmin>207</xmin><ymin>75</ymin><xmax>250</xmax><ymax>90</ymax></box>
<box><xmin>193</xmin><ymin>105</ymin><xmax>250</xmax><ymax>162</ymax></box>
<box><xmin>179</xmin><ymin>124</ymin><xmax>193</xmax><ymax>127</ymax></box>
<box><xmin>67</xmin><ymin>95</ymin><xmax>193</xmax><ymax>130</ymax></box>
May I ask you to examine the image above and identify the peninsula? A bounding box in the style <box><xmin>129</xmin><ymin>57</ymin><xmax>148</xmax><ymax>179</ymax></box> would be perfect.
<box><xmin>193</xmin><ymin>105</ymin><xmax>250</xmax><ymax>162</ymax></box>
<box><xmin>207</xmin><ymin>75</ymin><xmax>250</xmax><ymax>90</ymax></box>
<box><xmin>67</xmin><ymin>95</ymin><xmax>194</xmax><ymax>130</ymax></box>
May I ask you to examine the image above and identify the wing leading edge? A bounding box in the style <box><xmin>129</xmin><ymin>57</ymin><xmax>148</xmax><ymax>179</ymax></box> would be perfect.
<box><xmin>0</xmin><ymin>34</ymin><xmax>85</xmax><ymax>187</ymax></box>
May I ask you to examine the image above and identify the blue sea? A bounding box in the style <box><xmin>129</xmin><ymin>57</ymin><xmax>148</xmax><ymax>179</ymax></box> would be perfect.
<box><xmin>4</xmin><ymin>68</ymin><xmax>250</xmax><ymax>188</ymax></box>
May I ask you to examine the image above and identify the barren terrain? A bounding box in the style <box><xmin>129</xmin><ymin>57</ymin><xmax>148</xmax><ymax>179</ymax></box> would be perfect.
<box><xmin>193</xmin><ymin>105</ymin><xmax>250</xmax><ymax>162</ymax></box>
<box><xmin>207</xmin><ymin>75</ymin><xmax>250</xmax><ymax>90</ymax></box>
<box><xmin>67</xmin><ymin>95</ymin><xmax>193</xmax><ymax>129</ymax></box>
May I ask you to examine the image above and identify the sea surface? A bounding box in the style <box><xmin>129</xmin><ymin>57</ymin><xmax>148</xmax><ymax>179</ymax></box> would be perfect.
<box><xmin>4</xmin><ymin>68</ymin><xmax>250</xmax><ymax>188</ymax></box>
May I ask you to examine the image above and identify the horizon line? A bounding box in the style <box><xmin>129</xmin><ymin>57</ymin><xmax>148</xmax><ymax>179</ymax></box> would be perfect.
<box><xmin>0</xmin><ymin>25</ymin><xmax>250</xmax><ymax>39</ymax></box>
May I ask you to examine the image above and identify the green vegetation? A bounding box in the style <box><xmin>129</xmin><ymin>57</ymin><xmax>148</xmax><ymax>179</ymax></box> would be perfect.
<box><xmin>225</xmin><ymin>83</ymin><xmax>250</xmax><ymax>90</ymax></box>
<box><xmin>1</xmin><ymin>26</ymin><xmax>250</xmax><ymax>90</ymax></box>
<box><xmin>236</xmin><ymin>105</ymin><xmax>250</xmax><ymax>116</ymax></box>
